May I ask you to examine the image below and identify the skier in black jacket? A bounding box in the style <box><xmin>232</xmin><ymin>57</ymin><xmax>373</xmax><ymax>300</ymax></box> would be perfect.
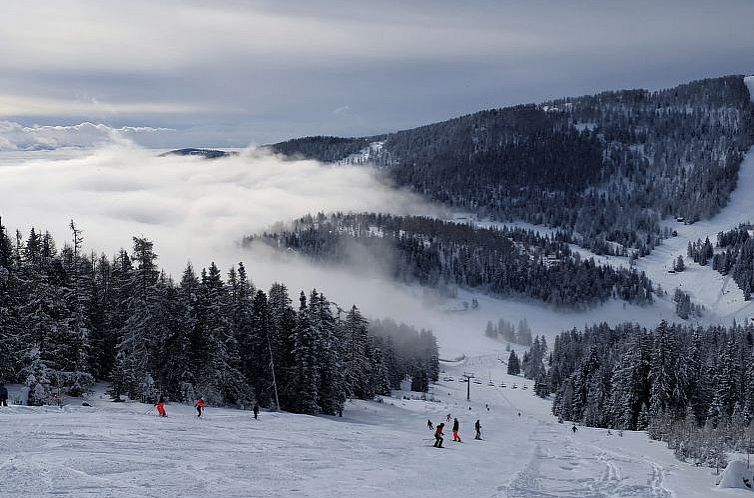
<box><xmin>474</xmin><ymin>419</ymin><xmax>482</xmax><ymax>440</ymax></box>
<box><xmin>434</xmin><ymin>423</ymin><xmax>445</xmax><ymax>447</ymax></box>
<box><xmin>0</xmin><ymin>383</ymin><xmax>8</xmax><ymax>407</ymax></box>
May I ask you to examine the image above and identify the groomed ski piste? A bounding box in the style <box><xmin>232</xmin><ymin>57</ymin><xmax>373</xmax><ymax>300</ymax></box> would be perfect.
<box><xmin>0</xmin><ymin>352</ymin><xmax>747</xmax><ymax>498</ymax></box>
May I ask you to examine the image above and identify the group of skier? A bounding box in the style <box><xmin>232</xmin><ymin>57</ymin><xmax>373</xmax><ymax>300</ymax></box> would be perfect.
<box><xmin>429</xmin><ymin>415</ymin><xmax>483</xmax><ymax>448</ymax></box>
<box><xmin>151</xmin><ymin>396</ymin><xmax>260</xmax><ymax>420</ymax></box>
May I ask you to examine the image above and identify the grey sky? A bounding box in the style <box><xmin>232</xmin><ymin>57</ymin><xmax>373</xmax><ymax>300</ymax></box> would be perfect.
<box><xmin>1</xmin><ymin>0</ymin><xmax>753</xmax><ymax>147</ymax></box>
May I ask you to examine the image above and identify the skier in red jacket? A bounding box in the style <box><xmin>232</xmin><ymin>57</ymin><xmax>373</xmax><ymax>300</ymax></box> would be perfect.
<box><xmin>156</xmin><ymin>395</ymin><xmax>167</xmax><ymax>417</ymax></box>
<box><xmin>195</xmin><ymin>397</ymin><xmax>205</xmax><ymax>418</ymax></box>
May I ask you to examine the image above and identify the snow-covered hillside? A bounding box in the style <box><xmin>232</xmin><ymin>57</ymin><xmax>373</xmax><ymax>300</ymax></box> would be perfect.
<box><xmin>433</xmin><ymin>77</ymin><xmax>754</xmax><ymax>338</ymax></box>
<box><xmin>587</xmin><ymin>77</ymin><xmax>754</xmax><ymax>325</ymax></box>
<box><xmin>2</xmin><ymin>356</ymin><xmax>744</xmax><ymax>497</ymax></box>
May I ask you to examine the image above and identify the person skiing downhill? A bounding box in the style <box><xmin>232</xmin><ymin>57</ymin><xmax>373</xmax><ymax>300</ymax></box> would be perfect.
<box><xmin>572</xmin><ymin>425</ymin><xmax>578</xmax><ymax>433</ymax></box>
<box><xmin>156</xmin><ymin>395</ymin><xmax>167</xmax><ymax>417</ymax></box>
<box><xmin>434</xmin><ymin>423</ymin><xmax>445</xmax><ymax>447</ymax></box>
<box><xmin>0</xmin><ymin>383</ymin><xmax>8</xmax><ymax>407</ymax></box>
<box><xmin>474</xmin><ymin>419</ymin><xmax>482</xmax><ymax>440</ymax></box>
<box><xmin>446</xmin><ymin>413</ymin><xmax>451</xmax><ymax>423</ymax></box>
<box><xmin>452</xmin><ymin>418</ymin><xmax>463</xmax><ymax>442</ymax></box>
<box><xmin>253</xmin><ymin>403</ymin><xmax>260</xmax><ymax>420</ymax></box>
<box><xmin>195</xmin><ymin>397</ymin><xmax>205</xmax><ymax>418</ymax></box>
<box><xmin>427</xmin><ymin>419</ymin><xmax>433</xmax><ymax>430</ymax></box>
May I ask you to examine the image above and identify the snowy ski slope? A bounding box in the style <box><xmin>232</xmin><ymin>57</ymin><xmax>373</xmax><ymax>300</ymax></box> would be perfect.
<box><xmin>0</xmin><ymin>358</ymin><xmax>744</xmax><ymax>497</ymax></box>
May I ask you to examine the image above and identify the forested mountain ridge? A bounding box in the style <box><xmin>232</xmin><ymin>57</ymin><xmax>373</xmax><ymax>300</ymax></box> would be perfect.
<box><xmin>245</xmin><ymin>212</ymin><xmax>655</xmax><ymax>308</ymax></box>
<box><xmin>269</xmin><ymin>76</ymin><xmax>754</xmax><ymax>256</ymax></box>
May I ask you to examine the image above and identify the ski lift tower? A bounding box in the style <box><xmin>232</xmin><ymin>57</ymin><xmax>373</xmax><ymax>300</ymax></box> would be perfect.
<box><xmin>462</xmin><ymin>372</ymin><xmax>475</xmax><ymax>401</ymax></box>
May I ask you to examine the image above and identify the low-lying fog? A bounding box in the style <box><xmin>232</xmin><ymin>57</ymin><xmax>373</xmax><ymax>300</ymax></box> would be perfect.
<box><xmin>0</xmin><ymin>144</ymin><xmax>671</xmax><ymax>356</ymax></box>
<box><xmin>0</xmin><ymin>144</ymin><xmax>435</xmax><ymax>272</ymax></box>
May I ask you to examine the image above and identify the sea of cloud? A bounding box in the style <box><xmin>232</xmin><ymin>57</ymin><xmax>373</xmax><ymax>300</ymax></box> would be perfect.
<box><xmin>0</xmin><ymin>143</ymin><xmax>439</xmax><ymax>275</ymax></box>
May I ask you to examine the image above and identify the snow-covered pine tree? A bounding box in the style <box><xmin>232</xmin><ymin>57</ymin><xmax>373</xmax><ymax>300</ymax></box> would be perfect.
<box><xmin>507</xmin><ymin>350</ymin><xmax>520</xmax><ymax>375</ymax></box>
<box><xmin>0</xmin><ymin>217</ymin><xmax>23</xmax><ymax>382</ymax></box>
<box><xmin>88</xmin><ymin>253</ymin><xmax>115</xmax><ymax>380</ymax></box>
<box><xmin>18</xmin><ymin>347</ymin><xmax>52</xmax><ymax>405</ymax></box>
<box><xmin>290</xmin><ymin>291</ymin><xmax>320</xmax><ymax>414</ymax></box>
<box><xmin>177</xmin><ymin>262</ymin><xmax>202</xmax><ymax>401</ymax></box>
<box><xmin>517</xmin><ymin>318</ymin><xmax>533</xmax><ymax>346</ymax></box>
<box><xmin>367</xmin><ymin>336</ymin><xmax>391</xmax><ymax>396</ymax></box>
<box><xmin>18</xmin><ymin>229</ymin><xmax>79</xmax><ymax>396</ymax></box>
<box><xmin>112</xmin><ymin>237</ymin><xmax>161</xmax><ymax>401</ymax></box>
<box><xmin>711</xmin><ymin>335</ymin><xmax>740</xmax><ymax>421</ymax></box>
<box><xmin>341</xmin><ymin>305</ymin><xmax>372</xmax><ymax>399</ymax></box>
<box><xmin>499</xmin><ymin>318</ymin><xmax>516</xmax><ymax>343</ymax></box>
<box><xmin>227</xmin><ymin>264</ymin><xmax>270</xmax><ymax>408</ymax></box>
<box><xmin>685</xmin><ymin>328</ymin><xmax>708</xmax><ymax>424</ymax></box>
<box><xmin>608</xmin><ymin>338</ymin><xmax>647</xmax><ymax>430</ymax></box>
<box><xmin>674</xmin><ymin>255</ymin><xmax>685</xmax><ymax>272</ymax></box>
<box><xmin>267</xmin><ymin>282</ymin><xmax>297</xmax><ymax>410</ymax></box>
<box><xmin>244</xmin><ymin>289</ymin><xmax>274</xmax><ymax>406</ymax></box>
<box><xmin>149</xmin><ymin>272</ymin><xmax>187</xmax><ymax>400</ymax></box>
<box><xmin>523</xmin><ymin>336</ymin><xmax>547</xmax><ymax>380</ymax></box>
<box><xmin>649</xmin><ymin>321</ymin><xmax>681</xmax><ymax>418</ymax></box>
<box><xmin>484</xmin><ymin>320</ymin><xmax>497</xmax><ymax>339</ymax></box>
<box><xmin>311</xmin><ymin>290</ymin><xmax>346</xmax><ymax>415</ymax></box>
<box><xmin>59</xmin><ymin>220</ymin><xmax>94</xmax><ymax>395</ymax></box>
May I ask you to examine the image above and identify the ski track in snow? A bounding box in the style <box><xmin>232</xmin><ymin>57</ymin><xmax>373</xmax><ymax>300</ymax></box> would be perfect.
<box><xmin>500</xmin><ymin>417</ymin><xmax>676</xmax><ymax>498</ymax></box>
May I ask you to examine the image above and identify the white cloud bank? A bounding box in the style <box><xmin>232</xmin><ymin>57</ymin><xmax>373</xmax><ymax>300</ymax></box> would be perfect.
<box><xmin>0</xmin><ymin>121</ymin><xmax>175</xmax><ymax>151</ymax></box>
<box><xmin>0</xmin><ymin>145</ymin><xmax>471</xmax><ymax>349</ymax></box>
<box><xmin>0</xmin><ymin>145</ymin><xmax>436</xmax><ymax>275</ymax></box>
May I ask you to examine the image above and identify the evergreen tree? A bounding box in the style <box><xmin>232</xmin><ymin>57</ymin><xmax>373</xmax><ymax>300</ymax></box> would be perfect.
<box><xmin>507</xmin><ymin>350</ymin><xmax>521</xmax><ymax>375</ymax></box>
<box><xmin>112</xmin><ymin>237</ymin><xmax>161</xmax><ymax>401</ymax></box>
<box><xmin>674</xmin><ymin>255</ymin><xmax>685</xmax><ymax>272</ymax></box>
<box><xmin>311</xmin><ymin>291</ymin><xmax>346</xmax><ymax>415</ymax></box>
<box><xmin>484</xmin><ymin>320</ymin><xmax>497</xmax><ymax>338</ymax></box>
<box><xmin>290</xmin><ymin>291</ymin><xmax>320</xmax><ymax>414</ymax></box>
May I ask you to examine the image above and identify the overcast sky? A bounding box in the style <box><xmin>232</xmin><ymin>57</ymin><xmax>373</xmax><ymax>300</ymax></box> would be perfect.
<box><xmin>1</xmin><ymin>0</ymin><xmax>753</xmax><ymax>148</ymax></box>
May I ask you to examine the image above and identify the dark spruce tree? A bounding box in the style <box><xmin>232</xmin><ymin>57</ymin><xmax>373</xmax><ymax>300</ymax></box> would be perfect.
<box><xmin>507</xmin><ymin>351</ymin><xmax>520</xmax><ymax>376</ymax></box>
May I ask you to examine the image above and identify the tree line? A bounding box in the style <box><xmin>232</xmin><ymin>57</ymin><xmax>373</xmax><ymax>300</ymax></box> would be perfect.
<box><xmin>0</xmin><ymin>218</ymin><xmax>439</xmax><ymax>414</ymax></box>
<box><xmin>484</xmin><ymin>317</ymin><xmax>533</xmax><ymax>347</ymax></box>
<box><xmin>711</xmin><ymin>225</ymin><xmax>754</xmax><ymax>300</ymax></box>
<box><xmin>247</xmin><ymin>212</ymin><xmax>655</xmax><ymax>308</ymax></box>
<box><xmin>533</xmin><ymin>320</ymin><xmax>754</xmax><ymax>467</ymax></box>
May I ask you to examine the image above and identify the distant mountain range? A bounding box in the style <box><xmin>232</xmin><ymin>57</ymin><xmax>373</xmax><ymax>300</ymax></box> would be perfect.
<box><xmin>160</xmin><ymin>148</ymin><xmax>236</xmax><ymax>159</ymax></box>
